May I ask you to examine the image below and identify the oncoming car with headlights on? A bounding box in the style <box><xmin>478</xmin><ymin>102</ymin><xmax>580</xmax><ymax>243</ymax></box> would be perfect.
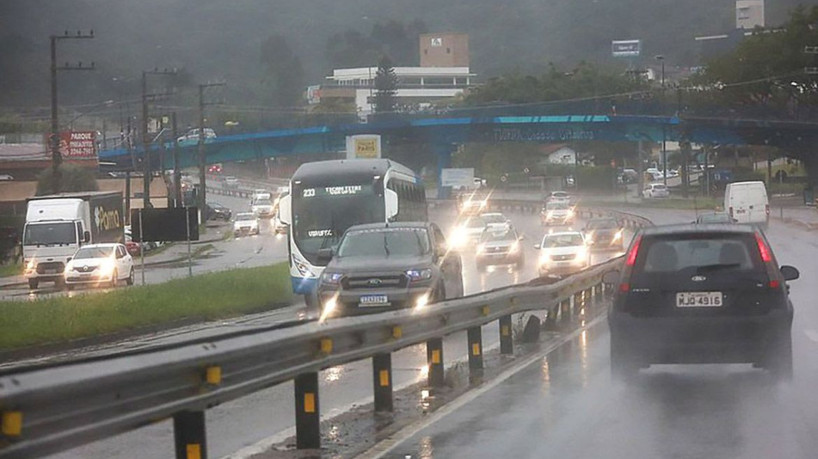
<box><xmin>448</xmin><ymin>215</ymin><xmax>487</xmax><ymax>249</ymax></box>
<box><xmin>541</xmin><ymin>201</ymin><xmax>575</xmax><ymax>226</ymax></box>
<box><xmin>64</xmin><ymin>243</ymin><xmax>134</xmax><ymax>290</ymax></box>
<box><xmin>535</xmin><ymin>231</ymin><xmax>590</xmax><ymax>276</ymax></box>
<box><xmin>233</xmin><ymin>212</ymin><xmax>259</xmax><ymax>237</ymax></box>
<box><xmin>316</xmin><ymin>222</ymin><xmax>463</xmax><ymax>317</ymax></box>
<box><xmin>583</xmin><ymin>217</ymin><xmax>626</xmax><ymax>250</ymax></box>
<box><xmin>476</xmin><ymin>226</ymin><xmax>525</xmax><ymax>270</ymax></box>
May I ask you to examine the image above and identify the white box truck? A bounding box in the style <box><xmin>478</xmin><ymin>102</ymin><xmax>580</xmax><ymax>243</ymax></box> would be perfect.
<box><xmin>23</xmin><ymin>191</ymin><xmax>124</xmax><ymax>289</ymax></box>
<box><xmin>724</xmin><ymin>181</ymin><xmax>769</xmax><ymax>228</ymax></box>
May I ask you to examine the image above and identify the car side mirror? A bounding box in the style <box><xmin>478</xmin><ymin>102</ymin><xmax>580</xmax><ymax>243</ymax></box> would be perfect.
<box><xmin>84</xmin><ymin>231</ymin><xmax>91</xmax><ymax>243</ymax></box>
<box><xmin>780</xmin><ymin>265</ymin><xmax>799</xmax><ymax>281</ymax></box>
<box><xmin>534</xmin><ymin>243</ymin><xmax>541</xmax><ymax>249</ymax></box>
<box><xmin>602</xmin><ymin>270</ymin><xmax>620</xmax><ymax>284</ymax></box>
<box><xmin>317</xmin><ymin>248</ymin><xmax>334</xmax><ymax>262</ymax></box>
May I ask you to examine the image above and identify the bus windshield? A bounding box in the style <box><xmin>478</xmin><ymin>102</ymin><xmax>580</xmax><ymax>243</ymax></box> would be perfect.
<box><xmin>23</xmin><ymin>222</ymin><xmax>77</xmax><ymax>246</ymax></box>
<box><xmin>292</xmin><ymin>183</ymin><xmax>385</xmax><ymax>263</ymax></box>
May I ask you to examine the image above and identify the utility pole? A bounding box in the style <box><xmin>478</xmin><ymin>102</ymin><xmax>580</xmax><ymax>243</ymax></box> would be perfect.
<box><xmin>655</xmin><ymin>55</ymin><xmax>667</xmax><ymax>187</ymax></box>
<box><xmin>172</xmin><ymin>113</ymin><xmax>182</xmax><ymax>208</ymax></box>
<box><xmin>197</xmin><ymin>82</ymin><xmax>226</xmax><ymax>222</ymax></box>
<box><xmin>141</xmin><ymin>68</ymin><xmax>177</xmax><ymax>208</ymax></box>
<box><xmin>50</xmin><ymin>30</ymin><xmax>95</xmax><ymax>194</ymax></box>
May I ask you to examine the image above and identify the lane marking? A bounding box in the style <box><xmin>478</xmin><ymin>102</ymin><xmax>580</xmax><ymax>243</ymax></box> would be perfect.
<box><xmin>358</xmin><ymin>315</ymin><xmax>606</xmax><ymax>459</ymax></box>
<box><xmin>804</xmin><ymin>329</ymin><xmax>818</xmax><ymax>343</ymax></box>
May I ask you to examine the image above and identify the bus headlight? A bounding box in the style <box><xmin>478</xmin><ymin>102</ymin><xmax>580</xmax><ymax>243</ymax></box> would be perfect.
<box><xmin>449</xmin><ymin>227</ymin><xmax>467</xmax><ymax>248</ymax></box>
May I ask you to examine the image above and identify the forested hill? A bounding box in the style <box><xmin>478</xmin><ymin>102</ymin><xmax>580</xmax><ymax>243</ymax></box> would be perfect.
<box><xmin>0</xmin><ymin>0</ymin><xmax>812</xmax><ymax>107</ymax></box>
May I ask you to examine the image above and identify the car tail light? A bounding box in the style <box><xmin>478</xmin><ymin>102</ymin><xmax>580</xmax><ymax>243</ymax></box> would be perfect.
<box><xmin>619</xmin><ymin>282</ymin><xmax>630</xmax><ymax>292</ymax></box>
<box><xmin>625</xmin><ymin>235</ymin><xmax>642</xmax><ymax>266</ymax></box>
<box><xmin>755</xmin><ymin>233</ymin><xmax>772</xmax><ymax>263</ymax></box>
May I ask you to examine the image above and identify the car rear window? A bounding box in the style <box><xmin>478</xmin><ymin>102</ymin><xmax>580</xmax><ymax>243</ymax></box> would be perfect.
<box><xmin>634</xmin><ymin>234</ymin><xmax>761</xmax><ymax>274</ymax></box>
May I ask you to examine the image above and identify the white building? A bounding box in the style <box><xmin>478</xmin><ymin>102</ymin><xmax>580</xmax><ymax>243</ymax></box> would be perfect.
<box><xmin>736</xmin><ymin>0</ymin><xmax>765</xmax><ymax>29</ymax></box>
<box><xmin>315</xmin><ymin>66</ymin><xmax>475</xmax><ymax>117</ymax></box>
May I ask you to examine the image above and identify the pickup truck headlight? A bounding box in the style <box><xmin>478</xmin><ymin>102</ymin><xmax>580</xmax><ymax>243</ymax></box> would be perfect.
<box><xmin>321</xmin><ymin>272</ymin><xmax>343</xmax><ymax>285</ymax></box>
<box><xmin>406</xmin><ymin>268</ymin><xmax>433</xmax><ymax>282</ymax></box>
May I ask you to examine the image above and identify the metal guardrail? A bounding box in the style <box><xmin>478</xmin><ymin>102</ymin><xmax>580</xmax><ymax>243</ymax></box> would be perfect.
<box><xmin>0</xmin><ymin>208</ymin><xmax>650</xmax><ymax>459</ymax></box>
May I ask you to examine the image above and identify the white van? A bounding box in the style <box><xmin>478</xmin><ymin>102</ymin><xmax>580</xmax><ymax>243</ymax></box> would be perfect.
<box><xmin>724</xmin><ymin>181</ymin><xmax>769</xmax><ymax>227</ymax></box>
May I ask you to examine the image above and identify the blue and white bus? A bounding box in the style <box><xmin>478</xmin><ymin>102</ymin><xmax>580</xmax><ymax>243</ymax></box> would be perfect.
<box><xmin>278</xmin><ymin>159</ymin><xmax>427</xmax><ymax>305</ymax></box>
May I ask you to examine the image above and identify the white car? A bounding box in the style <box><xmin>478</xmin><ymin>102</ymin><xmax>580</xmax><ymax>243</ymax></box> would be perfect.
<box><xmin>449</xmin><ymin>215</ymin><xmax>487</xmax><ymax>248</ymax></box>
<box><xmin>541</xmin><ymin>201</ymin><xmax>575</xmax><ymax>226</ymax></box>
<box><xmin>643</xmin><ymin>183</ymin><xmax>670</xmax><ymax>198</ymax></box>
<box><xmin>177</xmin><ymin>128</ymin><xmax>216</xmax><ymax>145</ymax></box>
<box><xmin>546</xmin><ymin>191</ymin><xmax>571</xmax><ymax>203</ymax></box>
<box><xmin>251</xmin><ymin>197</ymin><xmax>275</xmax><ymax>218</ymax></box>
<box><xmin>64</xmin><ymin>243</ymin><xmax>134</xmax><ymax>290</ymax></box>
<box><xmin>480</xmin><ymin>212</ymin><xmax>511</xmax><ymax>231</ymax></box>
<box><xmin>534</xmin><ymin>231</ymin><xmax>590</xmax><ymax>276</ymax></box>
<box><xmin>233</xmin><ymin>212</ymin><xmax>259</xmax><ymax>236</ymax></box>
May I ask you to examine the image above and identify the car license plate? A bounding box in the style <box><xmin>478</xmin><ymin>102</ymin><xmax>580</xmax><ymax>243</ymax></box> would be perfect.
<box><xmin>44</xmin><ymin>269</ymin><xmax>57</xmax><ymax>274</ymax></box>
<box><xmin>676</xmin><ymin>292</ymin><xmax>723</xmax><ymax>307</ymax></box>
<box><xmin>359</xmin><ymin>295</ymin><xmax>389</xmax><ymax>307</ymax></box>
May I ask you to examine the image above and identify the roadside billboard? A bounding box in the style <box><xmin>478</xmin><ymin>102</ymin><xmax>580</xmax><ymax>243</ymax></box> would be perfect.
<box><xmin>45</xmin><ymin>131</ymin><xmax>98</xmax><ymax>163</ymax></box>
<box><xmin>612</xmin><ymin>40</ymin><xmax>641</xmax><ymax>57</ymax></box>
<box><xmin>441</xmin><ymin>168</ymin><xmax>475</xmax><ymax>188</ymax></box>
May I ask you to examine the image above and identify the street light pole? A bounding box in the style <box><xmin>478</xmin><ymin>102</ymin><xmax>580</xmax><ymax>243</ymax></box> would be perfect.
<box><xmin>655</xmin><ymin>55</ymin><xmax>667</xmax><ymax>187</ymax></box>
<box><xmin>140</xmin><ymin>68</ymin><xmax>177</xmax><ymax>209</ymax></box>
<box><xmin>197</xmin><ymin>82</ymin><xmax>226</xmax><ymax>223</ymax></box>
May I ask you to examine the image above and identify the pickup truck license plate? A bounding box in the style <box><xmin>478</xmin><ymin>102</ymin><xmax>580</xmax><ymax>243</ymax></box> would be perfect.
<box><xmin>359</xmin><ymin>295</ymin><xmax>389</xmax><ymax>306</ymax></box>
<box><xmin>676</xmin><ymin>292</ymin><xmax>723</xmax><ymax>307</ymax></box>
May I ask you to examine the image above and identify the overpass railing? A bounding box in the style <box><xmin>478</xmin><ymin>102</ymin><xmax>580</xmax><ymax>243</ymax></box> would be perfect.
<box><xmin>0</xmin><ymin>209</ymin><xmax>650</xmax><ymax>459</ymax></box>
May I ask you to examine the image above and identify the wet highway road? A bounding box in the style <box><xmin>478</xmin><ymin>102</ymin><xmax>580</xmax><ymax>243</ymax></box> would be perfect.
<box><xmin>378</xmin><ymin>209</ymin><xmax>818</xmax><ymax>459</ymax></box>
<box><xmin>46</xmin><ymin>205</ymin><xmax>627</xmax><ymax>459</ymax></box>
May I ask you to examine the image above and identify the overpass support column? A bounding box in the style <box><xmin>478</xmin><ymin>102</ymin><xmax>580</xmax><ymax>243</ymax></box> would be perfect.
<box><xmin>433</xmin><ymin>143</ymin><xmax>457</xmax><ymax>199</ymax></box>
<box><xmin>173</xmin><ymin>410</ymin><xmax>207</xmax><ymax>459</ymax></box>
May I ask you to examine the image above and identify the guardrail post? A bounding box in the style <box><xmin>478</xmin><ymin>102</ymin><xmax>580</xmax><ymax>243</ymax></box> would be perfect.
<box><xmin>173</xmin><ymin>410</ymin><xmax>207</xmax><ymax>459</ymax></box>
<box><xmin>467</xmin><ymin>326</ymin><xmax>483</xmax><ymax>371</ymax></box>
<box><xmin>499</xmin><ymin>315</ymin><xmax>513</xmax><ymax>355</ymax></box>
<box><xmin>294</xmin><ymin>372</ymin><xmax>320</xmax><ymax>449</ymax></box>
<box><xmin>372</xmin><ymin>353</ymin><xmax>393</xmax><ymax>412</ymax></box>
<box><xmin>426</xmin><ymin>338</ymin><xmax>445</xmax><ymax>387</ymax></box>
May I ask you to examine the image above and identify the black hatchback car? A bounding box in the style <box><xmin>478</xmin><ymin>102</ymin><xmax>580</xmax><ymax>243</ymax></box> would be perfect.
<box><xmin>317</xmin><ymin>222</ymin><xmax>464</xmax><ymax>317</ymax></box>
<box><xmin>606</xmin><ymin>224</ymin><xmax>798</xmax><ymax>380</ymax></box>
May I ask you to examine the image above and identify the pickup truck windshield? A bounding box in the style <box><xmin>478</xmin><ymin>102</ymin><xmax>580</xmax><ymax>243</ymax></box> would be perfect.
<box><xmin>23</xmin><ymin>222</ymin><xmax>76</xmax><ymax>245</ymax></box>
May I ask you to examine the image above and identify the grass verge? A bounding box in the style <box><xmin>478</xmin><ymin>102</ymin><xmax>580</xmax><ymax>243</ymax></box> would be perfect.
<box><xmin>0</xmin><ymin>262</ymin><xmax>293</xmax><ymax>351</ymax></box>
<box><xmin>0</xmin><ymin>262</ymin><xmax>21</xmax><ymax>278</ymax></box>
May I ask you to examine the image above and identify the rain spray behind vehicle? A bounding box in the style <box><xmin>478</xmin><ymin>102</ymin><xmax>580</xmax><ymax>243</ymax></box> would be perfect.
<box><xmin>23</xmin><ymin>191</ymin><xmax>123</xmax><ymax>289</ymax></box>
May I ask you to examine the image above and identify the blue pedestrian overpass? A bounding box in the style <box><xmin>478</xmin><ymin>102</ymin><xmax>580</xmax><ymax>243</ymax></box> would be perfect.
<box><xmin>99</xmin><ymin>113</ymin><xmax>818</xmax><ymax>173</ymax></box>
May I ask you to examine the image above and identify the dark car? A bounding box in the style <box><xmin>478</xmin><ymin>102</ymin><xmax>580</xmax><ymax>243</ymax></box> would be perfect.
<box><xmin>317</xmin><ymin>222</ymin><xmax>464</xmax><ymax>317</ymax></box>
<box><xmin>694</xmin><ymin>212</ymin><xmax>735</xmax><ymax>224</ymax></box>
<box><xmin>476</xmin><ymin>226</ymin><xmax>524</xmax><ymax>270</ymax></box>
<box><xmin>206</xmin><ymin>202</ymin><xmax>232</xmax><ymax>221</ymax></box>
<box><xmin>606</xmin><ymin>224</ymin><xmax>799</xmax><ymax>381</ymax></box>
<box><xmin>583</xmin><ymin>218</ymin><xmax>625</xmax><ymax>250</ymax></box>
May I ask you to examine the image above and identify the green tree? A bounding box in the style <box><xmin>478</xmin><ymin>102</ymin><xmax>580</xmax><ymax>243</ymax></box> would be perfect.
<box><xmin>373</xmin><ymin>55</ymin><xmax>399</xmax><ymax>113</ymax></box>
<box><xmin>260</xmin><ymin>34</ymin><xmax>305</xmax><ymax>107</ymax></box>
<box><xmin>324</xmin><ymin>19</ymin><xmax>427</xmax><ymax>70</ymax></box>
<box><xmin>36</xmin><ymin>164</ymin><xmax>99</xmax><ymax>196</ymax></box>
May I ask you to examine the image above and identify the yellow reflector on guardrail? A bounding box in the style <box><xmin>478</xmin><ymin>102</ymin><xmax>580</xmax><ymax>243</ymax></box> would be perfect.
<box><xmin>206</xmin><ymin>366</ymin><xmax>222</xmax><ymax>385</ymax></box>
<box><xmin>2</xmin><ymin>411</ymin><xmax>22</xmax><ymax>436</ymax></box>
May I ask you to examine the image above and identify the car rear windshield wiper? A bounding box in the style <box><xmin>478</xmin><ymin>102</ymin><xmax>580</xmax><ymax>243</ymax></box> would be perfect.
<box><xmin>696</xmin><ymin>263</ymin><xmax>741</xmax><ymax>273</ymax></box>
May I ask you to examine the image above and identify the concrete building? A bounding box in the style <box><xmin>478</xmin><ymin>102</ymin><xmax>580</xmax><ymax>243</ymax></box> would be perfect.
<box><xmin>736</xmin><ymin>0</ymin><xmax>764</xmax><ymax>29</ymax></box>
<box><xmin>420</xmin><ymin>33</ymin><xmax>469</xmax><ymax>67</ymax></box>
<box><xmin>307</xmin><ymin>34</ymin><xmax>475</xmax><ymax>119</ymax></box>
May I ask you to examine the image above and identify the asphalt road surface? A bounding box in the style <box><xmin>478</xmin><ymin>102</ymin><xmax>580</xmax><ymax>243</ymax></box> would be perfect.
<box><xmin>46</xmin><ymin>204</ymin><xmax>629</xmax><ymax>459</ymax></box>
<box><xmin>379</xmin><ymin>209</ymin><xmax>818</xmax><ymax>459</ymax></box>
